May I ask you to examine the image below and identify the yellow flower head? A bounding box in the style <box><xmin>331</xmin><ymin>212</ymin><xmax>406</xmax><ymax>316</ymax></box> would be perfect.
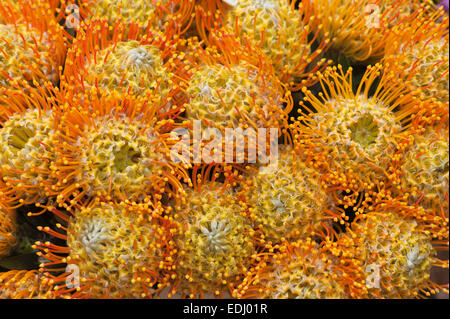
<box><xmin>170</xmin><ymin>182</ymin><xmax>258</xmax><ymax>298</ymax></box>
<box><xmin>62</xmin><ymin>19</ymin><xmax>189</xmax><ymax>114</ymax></box>
<box><xmin>398</xmin><ymin>126</ymin><xmax>449</xmax><ymax>232</ymax></box>
<box><xmin>229</xmin><ymin>0</ymin><xmax>330</xmax><ymax>89</ymax></box>
<box><xmin>241</xmin><ymin>145</ymin><xmax>328</xmax><ymax>244</ymax></box>
<box><xmin>0</xmin><ymin>89</ymin><xmax>59</xmax><ymax>207</ymax></box>
<box><xmin>183</xmin><ymin>35</ymin><xmax>291</xmax><ymax>130</ymax></box>
<box><xmin>234</xmin><ymin>240</ymin><xmax>349</xmax><ymax>299</ymax></box>
<box><xmin>340</xmin><ymin>210</ymin><xmax>445</xmax><ymax>298</ymax></box>
<box><xmin>52</xmin><ymin>93</ymin><xmax>189</xmax><ymax>207</ymax></box>
<box><xmin>77</xmin><ymin>0</ymin><xmax>194</xmax><ymax>33</ymax></box>
<box><xmin>290</xmin><ymin>64</ymin><xmax>418</xmax><ymax>196</ymax></box>
<box><xmin>35</xmin><ymin>201</ymin><xmax>179</xmax><ymax>298</ymax></box>
<box><xmin>0</xmin><ymin>0</ymin><xmax>66</xmax><ymax>88</ymax></box>
<box><xmin>384</xmin><ymin>9</ymin><xmax>449</xmax><ymax>124</ymax></box>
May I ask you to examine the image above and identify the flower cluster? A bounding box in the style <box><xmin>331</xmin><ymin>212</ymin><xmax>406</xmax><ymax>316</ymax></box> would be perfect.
<box><xmin>0</xmin><ymin>0</ymin><xmax>448</xmax><ymax>299</ymax></box>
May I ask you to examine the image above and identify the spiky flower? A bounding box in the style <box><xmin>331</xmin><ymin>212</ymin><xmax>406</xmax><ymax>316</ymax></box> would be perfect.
<box><xmin>399</xmin><ymin>127</ymin><xmax>449</xmax><ymax>215</ymax></box>
<box><xmin>403</xmin><ymin>38</ymin><xmax>449</xmax><ymax>103</ymax></box>
<box><xmin>62</xmin><ymin>19</ymin><xmax>189</xmax><ymax>114</ymax></box>
<box><xmin>383</xmin><ymin>10</ymin><xmax>449</xmax><ymax>124</ymax></box>
<box><xmin>0</xmin><ymin>24</ymin><xmax>57</xmax><ymax>87</ymax></box>
<box><xmin>290</xmin><ymin>64</ymin><xmax>417</xmax><ymax>194</ymax></box>
<box><xmin>241</xmin><ymin>145</ymin><xmax>328</xmax><ymax>244</ymax></box>
<box><xmin>0</xmin><ymin>101</ymin><xmax>58</xmax><ymax>206</ymax></box>
<box><xmin>340</xmin><ymin>211</ymin><xmax>447</xmax><ymax>298</ymax></box>
<box><xmin>183</xmin><ymin>36</ymin><xmax>291</xmax><ymax>130</ymax></box>
<box><xmin>0</xmin><ymin>208</ymin><xmax>16</xmax><ymax>258</ymax></box>
<box><xmin>218</xmin><ymin>0</ymin><xmax>329</xmax><ymax>89</ymax></box>
<box><xmin>66</xmin><ymin>203</ymin><xmax>169</xmax><ymax>298</ymax></box>
<box><xmin>186</xmin><ymin>63</ymin><xmax>269</xmax><ymax>128</ymax></box>
<box><xmin>0</xmin><ymin>270</ymin><xmax>53</xmax><ymax>299</ymax></box>
<box><xmin>85</xmin><ymin>0</ymin><xmax>160</xmax><ymax>23</ymax></box>
<box><xmin>77</xmin><ymin>117</ymin><xmax>165</xmax><ymax>199</ymax></box>
<box><xmin>234</xmin><ymin>240</ymin><xmax>349</xmax><ymax>299</ymax></box>
<box><xmin>0</xmin><ymin>0</ymin><xmax>66</xmax><ymax>88</ymax></box>
<box><xmin>52</xmin><ymin>96</ymin><xmax>188</xmax><ymax>208</ymax></box>
<box><xmin>170</xmin><ymin>182</ymin><xmax>258</xmax><ymax>298</ymax></box>
<box><xmin>84</xmin><ymin>41</ymin><xmax>170</xmax><ymax>97</ymax></box>
<box><xmin>34</xmin><ymin>202</ymin><xmax>178</xmax><ymax>298</ymax></box>
<box><xmin>192</xmin><ymin>0</ymin><xmax>230</xmax><ymax>39</ymax></box>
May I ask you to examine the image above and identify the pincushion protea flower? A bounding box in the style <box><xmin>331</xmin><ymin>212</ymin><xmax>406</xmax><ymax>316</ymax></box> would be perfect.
<box><xmin>61</xmin><ymin>19</ymin><xmax>190</xmax><ymax>113</ymax></box>
<box><xmin>312</xmin><ymin>0</ymin><xmax>425</xmax><ymax>63</ymax></box>
<box><xmin>0</xmin><ymin>0</ymin><xmax>66</xmax><ymax>88</ymax></box>
<box><xmin>388</xmin><ymin>125</ymin><xmax>449</xmax><ymax>240</ymax></box>
<box><xmin>165</xmin><ymin>170</ymin><xmax>264</xmax><ymax>298</ymax></box>
<box><xmin>0</xmin><ymin>87</ymin><xmax>60</xmax><ymax>209</ymax></box>
<box><xmin>195</xmin><ymin>0</ymin><xmax>331</xmax><ymax>90</ymax></box>
<box><xmin>337</xmin><ymin>208</ymin><xmax>448</xmax><ymax>298</ymax></box>
<box><xmin>0</xmin><ymin>208</ymin><xmax>17</xmax><ymax>258</ymax></box>
<box><xmin>0</xmin><ymin>270</ymin><xmax>54</xmax><ymax>299</ymax></box>
<box><xmin>233</xmin><ymin>239</ymin><xmax>359</xmax><ymax>299</ymax></box>
<box><xmin>400</xmin><ymin>127</ymin><xmax>448</xmax><ymax>209</ymax></box>
<box><xmin>239</xmin><ymin>144</ymin><xmax>330</xmax><ymax>245</ymax></box>
<box><xmin>289</xmin><ymin>64</ymin><xmax>420</xmax><ymax>208</ymax></box>
<box><xmin>34</xmin><ymin>201</ymin><xmax>179</xmax><ymax>298</ymax></box>
<box><xmin>383</xmin><ymin>8</ymin><xmax>449</xmax><ymax>126</ymax></box>
<box><xmin>49</xmin><ymin>93</ymin><xmax>190</xmax><ymax>210</ymax></box>
<box><xmin>180</xmin><ymin>34</ymin><xmax>292</xmax><ymax>131</ymax></box>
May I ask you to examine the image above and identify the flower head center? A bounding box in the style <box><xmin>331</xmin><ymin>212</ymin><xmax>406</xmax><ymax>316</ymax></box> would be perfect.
<box><xmin>123</xmin><ymin>47</ymin><xmax>153</xmax><ymax>68</ymax></box>
<box><xmin>8</xmin><ymin>126</ymin><xmax>36</xmax><ymax>150</ymax></box>
<box><xmin>113</xmin><ymin>143</ymin><xmax>141</xmax><ymax>172</ymax></box>
<box><xmin>349</xmin><ymin>114</ymin><xmax>379</xmax><ymax>148</ymax></box>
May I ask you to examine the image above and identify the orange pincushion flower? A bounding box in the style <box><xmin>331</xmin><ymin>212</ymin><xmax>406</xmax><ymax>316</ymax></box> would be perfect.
<box><xmin>193</xmin><ymin>0</ymin><xmax>231</xmax><ymax>32</ymax></box>
<box><xmin>337</xmin><ymin>206</ymin><xmax>448</xmax><ymax>298</ymax></box>
<box><xmin>384</xmin><ymin>8</ymin><xmax>449</xmax><ymax>125</ymax></box>
<box><xmin>195</xmin><ymin>0</ymin><xmax>330</xmax><ymax>90</ymax></box>
<box><xmin>166</xmin><ymin>175</ymin><xmax>263</xmax><ymax>298</ymax></box>
<box><xmin>175</xmin><ymin>0</ymin><xmax>230</xmax><ymax>40</ymax></box>
<box><xmin>238</xmin><ymin>144</ymin><xmax>331</xmax><ymax>245</ymax></box>
<box><xmin>388</xmin><ymin>125</ymin><xmax>449</xmax><ymax>240</ymax></box>
<box><xmin>61</xmin><ymin>19</ymin><xmax>190</xmax><ymax>110</ymax></box>
<box><xmin>312</xmin><ymin>0</ymin><xmax>425</xmax><ymax>63</ymax></box>
<box><xmin>0</xmin><ymin>270</ymin><xmax>54</xmax><ymax>299</ymax></box>
<box><xmin>0</xmin><ymin>0</ymin><xmax>66</xmax><ymax>88</ymax></box>
<box><xmin>289</xmin><ymin>64</ymin><xmax>421</xmax><ymax>207</ymax></box>
<box><xmin>0</xmin><ymin>86</ymin><xmax>60</xmax><ymax>210</ymax></box>
<box><xmin>49</xmin><ymin>92</ymin><xmax>190</xmax><ymax>210</ymax></box>
<box><xmin>234</xmin><ymin>238</ymin><xmax>362</xmax><ymax>299</ymax></box>
<box><xmin>34</xmin><ymin>201</ymin><xmax>179</xmax><ymax>298</ymax></box>
<box><xmin>180</xmin><ymin>34</ymin><xmax>292</xmax><ymax>131</ymax></box>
